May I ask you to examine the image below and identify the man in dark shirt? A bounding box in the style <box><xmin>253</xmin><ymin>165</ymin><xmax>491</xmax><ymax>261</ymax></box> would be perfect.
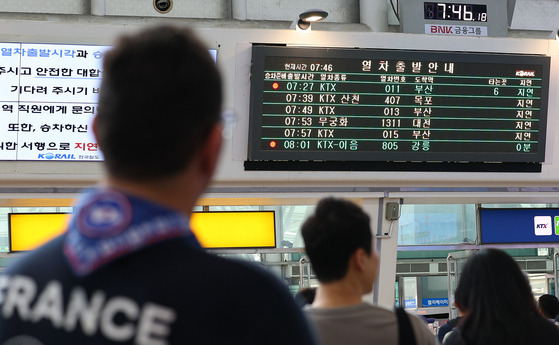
<box><xmin>538</xmin><ymin>294</ymin><xmax>559</xmax><ymax>325</ymax></box>
<box><xmin>437</xmin><ymin>302</ymin><xmax>463</xmax><ymax>343</ymax></box>
<box><xmin>0</xmin><ymin>25</ymin><xmax>317</xmax><ymax>345</ymax></box>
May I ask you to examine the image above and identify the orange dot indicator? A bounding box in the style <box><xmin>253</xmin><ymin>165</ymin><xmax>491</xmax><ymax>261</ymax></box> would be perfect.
<box><xmin>269</xmin><ymin>141</ymin><xmax>277</xmax><ymax>148</ymax></box>
<box><xmin>272</xmin><ymin>82</ymin><xmax>280</xmax><ymax>90</ymax></box>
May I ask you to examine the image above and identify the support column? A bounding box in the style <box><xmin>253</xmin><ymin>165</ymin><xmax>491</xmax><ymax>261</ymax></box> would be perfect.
<box><xmin>232</xmin><ymin>0</ymin><xmax>247</xmax><ymax>20</ymax></box>
<box><xmin>359</xmin><ymin>0</ymin><xmax>389</xmax><ymax>32</ymax></box>
<box><xmin>91</xmin><ymin>0</ymin><xmax>106</xmax><ymax>16</ymax></box>
<box><xmin>362</xmin><ymin>197</ymin><xmax>400</xmax><ymax>308</ymax></box>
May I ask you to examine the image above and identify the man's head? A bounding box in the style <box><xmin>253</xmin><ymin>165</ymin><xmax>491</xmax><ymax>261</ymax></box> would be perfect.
<box><xmin>538</xmin><ymin>294</ymin><xmax>559</xmax><ymax>320</ymax></box>
<box><xmin>302</xmin><ymin>198</ymin><xmax>377</xmax><ymax>289</ymax></box>
<box><xmin>95</xmin><ymin>25</ymin><xmax>222</xmax><ymax>181</ymax></box>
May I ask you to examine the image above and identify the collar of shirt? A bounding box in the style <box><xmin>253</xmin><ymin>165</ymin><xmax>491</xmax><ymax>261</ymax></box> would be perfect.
<box><xmin>63</xmin><ymin>187</ymin><xmax>200</xmax><ymax>276</ymax></box>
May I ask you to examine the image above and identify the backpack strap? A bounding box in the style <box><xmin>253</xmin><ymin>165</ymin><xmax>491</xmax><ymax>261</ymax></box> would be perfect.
<box><xmin>395</xmin><ymin>307</ymin><xmax>417</xmax><ymax>345</ymax></box>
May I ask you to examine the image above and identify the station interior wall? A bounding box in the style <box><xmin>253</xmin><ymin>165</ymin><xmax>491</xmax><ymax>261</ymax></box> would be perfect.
<box><xmin>1</xmin><ymin>0</ymin><xmax>559</xmax><ymax>308</ymax></box>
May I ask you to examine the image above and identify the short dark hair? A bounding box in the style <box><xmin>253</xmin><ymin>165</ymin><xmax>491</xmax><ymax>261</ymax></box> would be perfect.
<box><xmin>301</xmin><ymin>198</ymin><xmax>372</xmax><ymax>283</ymax></box>
<box><xmin>95</xmin><ymin>25</ymin><xmax>222</xmax><ymax>181</ymax></box>
<box><xmin>294</xmin><ymin>287</ymin><xmax>316</xmax><ymax>308</ymax></box>
<box><xmin>539</xmin><ymin>294</ymin><xmax>559</xmax><ymax>319</ymax></box>
<box><xmin>455</xmin><ymin>248</ymin><xmax>542</xmax><ymax>345</ymax></box>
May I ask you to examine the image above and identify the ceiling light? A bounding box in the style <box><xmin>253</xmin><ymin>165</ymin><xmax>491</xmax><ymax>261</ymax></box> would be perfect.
<box><xmin>297</xmin><ymin>9</ymin><xmax>328</xmax><ymax>31</ymax></box>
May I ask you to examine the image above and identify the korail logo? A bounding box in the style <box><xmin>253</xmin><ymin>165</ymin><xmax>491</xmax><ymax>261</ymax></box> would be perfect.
<box><xmin>534</xmin><ymin>216</ymin><xmax>552</xmax><ymax>236</ymax></box>
<box><xmin>37</xmin><ymin>153</ymin><xmax>76</xmax><ymax>160</ymax></box>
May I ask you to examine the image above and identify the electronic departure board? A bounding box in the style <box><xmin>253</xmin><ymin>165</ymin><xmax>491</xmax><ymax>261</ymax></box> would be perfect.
<box><xmin>246</xmin><ymin>46</ymin><xmax>550</xmax><ymax>171</ymax></box>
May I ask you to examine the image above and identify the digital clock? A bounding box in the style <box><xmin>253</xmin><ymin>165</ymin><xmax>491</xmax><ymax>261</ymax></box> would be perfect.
<box><xmin>424</xmin><ymin>2</ymin><xmax>487</xmax><ymax>22</ymax></box>
<box><xmin>402</xmin><ymin>0</ymin><xmax>508</xmax><ymax>37</ymax></box>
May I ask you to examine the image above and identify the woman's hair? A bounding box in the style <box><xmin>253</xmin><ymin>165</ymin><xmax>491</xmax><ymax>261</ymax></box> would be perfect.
<box><xmin>454</xmin><ymin>248</ymin><xmax>541</xmax><ymax>345</ymax></box>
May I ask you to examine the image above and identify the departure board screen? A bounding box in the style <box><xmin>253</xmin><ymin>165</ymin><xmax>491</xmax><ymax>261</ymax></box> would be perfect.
<box><xmin>247</xmin><ymin>46</ymin><xmax>550</xmax><ymax>170</ymax></box>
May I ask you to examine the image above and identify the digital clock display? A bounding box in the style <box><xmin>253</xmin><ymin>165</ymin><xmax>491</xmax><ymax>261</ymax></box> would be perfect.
<box><xmin>246</xmin><ymin>46</ymin><xmax>550</xmax><ymax>171</ymax></box>
<box><xmin>424</xmin><ymin>2</ymin><xmax>487</xmax><ymax>22</ymax></box>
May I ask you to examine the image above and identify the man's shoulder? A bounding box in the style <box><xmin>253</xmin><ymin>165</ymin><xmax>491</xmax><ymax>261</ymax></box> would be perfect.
<box><xmin>5</xmin><ymin>235</ymin><xmax>283</xmax><ymax>291</ymax></box>
<box><xmin>4</xmin><ymin>235</ymin><xmax>66</xmax><ymax>275</ymax></box>
<box><xmin>149</xmin><ymin>238</ymin><xmax>286</xmax><ymax>285</ymax></box>
<box><xmin>305</xmin><ymin>302</ymin><xmax>396</xmax><ymax>319</ymax></box>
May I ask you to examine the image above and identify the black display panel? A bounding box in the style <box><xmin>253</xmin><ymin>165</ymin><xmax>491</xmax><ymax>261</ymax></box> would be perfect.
<box><xmin>247</xmin><ymin>46</ymin><xmax>550</xmax><ymax>171</ymax></box>
<box><xmin>424</xmin><ymin>3</ymin><xmax>488</xmax><ymax>22</ymax></box>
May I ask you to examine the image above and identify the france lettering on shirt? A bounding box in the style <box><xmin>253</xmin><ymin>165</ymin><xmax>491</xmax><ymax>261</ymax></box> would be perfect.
<box><xmin>0</xmin><ymin>274</ymin><xmax>176</xmax><ymax>345</ymax></box>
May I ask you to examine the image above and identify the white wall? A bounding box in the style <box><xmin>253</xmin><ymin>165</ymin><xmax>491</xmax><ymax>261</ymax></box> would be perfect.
<box><xmin>0</xmin><ymin>12</ymin><xmax>558</xmax><ymax>308</ymax></box>
<box><xmin>0</xmin><ymin>19</ymin><xmax>558</xmax><ymax>192</ymax></box>
<box><xmin>0</xmin><ymin>1</ymin><xmax>88</xmax><ymax>15</ymax></box>
<box><xmin>511</xmin><ymin>0</ymin><xmax>559</xmax><ymax>33</ymax></box>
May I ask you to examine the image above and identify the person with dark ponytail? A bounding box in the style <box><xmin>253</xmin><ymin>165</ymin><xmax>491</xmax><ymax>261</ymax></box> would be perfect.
<box><xmin>444</xmin><ymin>248</ymin><xmax>559</xmax><ymax>345</ymax></box>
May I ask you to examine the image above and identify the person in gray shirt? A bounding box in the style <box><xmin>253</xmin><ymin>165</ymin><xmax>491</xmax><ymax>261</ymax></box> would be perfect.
<box><xmin>301</xmin><ymin>197</ymin><xmax>438</xmax><ymax>345</ymax></box>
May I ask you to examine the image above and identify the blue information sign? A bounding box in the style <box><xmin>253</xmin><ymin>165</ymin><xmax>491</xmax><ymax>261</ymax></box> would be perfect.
<box><xmin>480</xmin><ymin>208</ymin><xmax>559</xmax><ymax>244</ymax></box>
<box><xmin>404</xmin><ymin>299</ymin><xmax>417</xmax><ymax>308</ymax></box>
<box><xmin>422</xmin><ymin>298</ymin><xmax>449</xmax><ymax>307</ymax></box>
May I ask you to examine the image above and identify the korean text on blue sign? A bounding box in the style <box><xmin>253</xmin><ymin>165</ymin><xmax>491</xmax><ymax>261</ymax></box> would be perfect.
<box><xmin>422</xmin><ymin>298</ymin><xmax>449</xmax><ymax>307</ymax></box>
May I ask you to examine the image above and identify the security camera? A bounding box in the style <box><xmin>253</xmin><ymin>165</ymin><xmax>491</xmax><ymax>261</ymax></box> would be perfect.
<box><xmin>153</xmin><ymin>0</ymin><xmax>172</xmax><ymax>13</ymax></box>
